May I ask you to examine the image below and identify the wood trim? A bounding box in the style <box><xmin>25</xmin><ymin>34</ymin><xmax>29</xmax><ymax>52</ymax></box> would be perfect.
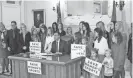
<box><xmin>32</xmin><ymin>9</ymin><xmax>44</xmax><ymax>12</ymax></box>
<box><xmin>32</xmin><ymin>9</ymin><xmax>46</xmax><ymax>26</ymax></box>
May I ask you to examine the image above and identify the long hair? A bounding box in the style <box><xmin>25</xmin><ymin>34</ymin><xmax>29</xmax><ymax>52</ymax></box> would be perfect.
<box><xmin>112</xmin><ymin>31</ymin><xmax>123</xmax><ymax>44</ymax></box>
<box><xmin>39</xmin><ymin>23</ymin><xmax>47</xmax><ymax>34</ymax></box>
<box><xmin>47</xmin><ymin>27</ymin><xmax>53</xmax><ymax>36</ymax></box>
<box><xmin>115</xmin><ymin>21</ymin><xmax>124</xmax><ymax>32</ymax></box>
<box><xmin>52</xmin><ymin>22</ymin><xmax>58</xmax><ymax>32</ymax></box>
<box><xmin>82</xmin><ymin>22</ymin><xmax>91</xmax><ymax>37</ymax></box>
<box><xmin>58</xmin><ymin>23</ymin><xmax>64</xmax><ymax>31</ymax></box>
<box><xmin>94</xmin><ymin>28</ymin><xmax>103</xmax><ymax>43</ymax></box>
<box><xmin>79</xmin><ymin>21</ymin><xmax>85</xmax><ymax>31</ymax></box>
<box><xmin>20</xmin><ymin>23</ymin><xmax>27</xmax><ymax>33</ymax></box>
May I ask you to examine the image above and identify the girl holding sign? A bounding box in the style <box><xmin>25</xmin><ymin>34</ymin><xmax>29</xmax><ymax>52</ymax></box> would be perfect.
<box><xmin>90</xmin><ymin>48</ymin><xmax>99</xmax><ymax>78</ymax></box>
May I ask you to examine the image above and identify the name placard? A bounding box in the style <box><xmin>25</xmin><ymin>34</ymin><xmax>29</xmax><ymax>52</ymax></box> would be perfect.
<box><xmin>83</xmin><ymin>58</ymin><xmax>102</xmax><ymax>76</ymax></box>
<box><xmin>29</xmin><ymin>42</ymin><xmax>41</xmax><ymax>53</ymax></box>
<box><xmin>71</xmin><ymin>44</ymin><xmax>86</xmax><ymax>59</ymax></box>
<box><xmin>27</xmin><ymin>61</ymin><xmax>42</xmax><ymax>74</ymax></box>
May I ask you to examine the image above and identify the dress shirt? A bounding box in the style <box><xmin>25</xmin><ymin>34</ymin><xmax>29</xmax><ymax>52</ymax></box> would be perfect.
<box><xmin>56</xmin><ymin>39</ymin><xmax>60</xmax><ymax>52</ymax></box>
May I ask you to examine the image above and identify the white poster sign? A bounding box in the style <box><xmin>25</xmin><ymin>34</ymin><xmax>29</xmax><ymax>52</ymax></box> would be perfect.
<box><xmin>83</xmin><ymin>58</ymin><xmax>102</xmax><ymax>76</ymax></box>
<box><xmin>71</xmin><ymin>44</ymin><xmax>86</xmax><ymax>59</ymax></box>
<box><xmin>27</xmin><ymin>61</ymin><xmax>42</xmax><ymax>74</ymax></box>
<box><xmin>30</xmin><ymin>42</ymin><xmax>41</xmax><ymax>53</ymax></box>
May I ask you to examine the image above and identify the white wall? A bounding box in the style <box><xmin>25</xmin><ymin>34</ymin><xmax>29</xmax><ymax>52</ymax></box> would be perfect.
<box><xmin>0</xmin><ymin>1</ymin><xmax>2</xmax><ymax>22</ymax></box>
<box><xmin>63</xmin><ymin>0</ymin><xmax>111</xmax><ymax>31</ymax></box>
<box><xmin>0</xmin><ymin>1</ymin><xmax>21</xmax><ymax>30</ymax></box>
<box><xmin>24</xmin><ymin>1</ymin><xmax>57</xmax><ymax>31</ymax></box>
<box><xmin>63</xmin><ymin>0</ymin><xmax>132</xmax><ymax>32</ymax></box>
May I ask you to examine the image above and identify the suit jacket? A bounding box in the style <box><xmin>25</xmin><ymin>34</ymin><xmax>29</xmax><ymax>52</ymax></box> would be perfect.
<box><xmin>6</xmin><ymin>28</ymin><xmax>20</xmax><ymax>54</ymax></box>
<box><xmin>19</xmin><ymin>32</ymin><xmax>31</xmax><ymax>53</ymax></box>
<box><xmin>51</xmin><ymin>39</ymin><xmax>68</xmax><ymax>55</ymax></box>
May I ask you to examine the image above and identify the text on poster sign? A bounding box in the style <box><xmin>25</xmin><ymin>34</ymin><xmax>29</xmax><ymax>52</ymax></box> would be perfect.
<box><xmin>71</xmin><ymin>44</ymin><xmax>86</xmax><ymax>59</ymax></box>
<box><xmin>27</xmin><ymin>61</ymin><xmax>42</xmax><ymax>74</ymax></box>
<box><xmin>30</xmin><ymin>42</ymin><xmax>41</xmax><ymax>53</ymax></box>
<box><xmin>83</xmin><ymin>58</ymin><xmax>102</xmax><ymax>76</ymax></box>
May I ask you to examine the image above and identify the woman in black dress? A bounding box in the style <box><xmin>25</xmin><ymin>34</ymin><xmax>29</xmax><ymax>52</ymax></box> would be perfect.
<box><xmin>19</xmin><ymin>23</ymin><xmax>31</xmax><ymax>53</ymax></box>
<box><xmin>58</xmin><ymin>23</ymin><xmax>66</xmax><ymax>36</ymax></box>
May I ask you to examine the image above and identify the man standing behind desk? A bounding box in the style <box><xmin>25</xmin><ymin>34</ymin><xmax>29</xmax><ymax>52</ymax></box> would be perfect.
<box><xmin>6</xmin><ymin>21</ymin><xmax>20</xmax><ymax>55</ymax></box>
<box><xmin>51</xmin><ymin>32</ymin><xmax>68</xmax><ymax>55</ymax></box>
<box><xmin>6</xmin><ymin>21</ymin><xmax>20</xmax><ymax>74</ymax></box>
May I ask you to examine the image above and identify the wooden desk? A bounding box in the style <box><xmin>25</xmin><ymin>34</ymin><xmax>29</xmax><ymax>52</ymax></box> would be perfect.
<box><xmin>9</xmin><ymin>54</ymin><xmax>84</xmax><ymax>78</ymax></box>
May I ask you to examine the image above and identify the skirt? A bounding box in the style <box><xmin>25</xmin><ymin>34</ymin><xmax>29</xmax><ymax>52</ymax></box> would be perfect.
<box><xmin>0</xmin><ymin>48</ymin><xmax>10</xmax><ymax>58</ymax></box>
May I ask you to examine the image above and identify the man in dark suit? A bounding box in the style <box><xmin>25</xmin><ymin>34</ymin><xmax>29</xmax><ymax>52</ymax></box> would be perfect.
<box><xmin>34</xmin><ymin>14</ymin><xmax>43</xmax><ymax>28</ymax></box>
<box><xmin>6</xmin><ymin>21</ymin><xmax>20</xmax><ymax>74</ymax></box>
<box><xmin>51</xmin><ymin>32</ymin><xmax>68</xmax><ymax>55</ymax></box>
<box><xmin>6</xmin><ymin>21</ymin><xmax>20</xmax><ymax>55</ymax></box>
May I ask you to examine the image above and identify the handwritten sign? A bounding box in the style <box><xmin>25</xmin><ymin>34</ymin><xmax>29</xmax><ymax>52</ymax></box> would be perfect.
<box><xmin>27</xmin><ymin>61</ymin><xmax>42</xmax><ymax>74</ymax></box>
<box><xmin>83</xmin><ymin>58</ymin><xmax>102</xmax><ymax>76</ymax></box>
<box><xmin>71</xmin><ymin>44</ymin><xmax>86</xmax><ymax>59</ymax></box>
<box><xmin>29</xmin><ymin>42</ymin><xmax>41</xmax><ymax>53</ymax></box>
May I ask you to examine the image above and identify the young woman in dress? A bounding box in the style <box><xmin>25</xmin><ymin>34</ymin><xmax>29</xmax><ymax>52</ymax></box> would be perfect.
<box><xmin>58</xmin><ymin>23</ymin><xmax>66</xmax><ymax>36</ymax></box>
<box><xmin>44</xmin><ymin>27</ymin><xmax>54</xmax><ymax>53</ymax></box>
<box><xmin>39</xmin><ymin>23</ymin><xmax>47</xmax><ymax>52</ymax></box>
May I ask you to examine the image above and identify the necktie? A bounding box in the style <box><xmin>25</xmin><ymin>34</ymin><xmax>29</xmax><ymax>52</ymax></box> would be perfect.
<box><xmin>56</xmin><ymin>41</ymin><xmax>58</xmax><ymax>52</ymax></box>
<box><xmin>13</xmin><ymin>30</ymin><xmax>15</xmax><ymax>38</ymax></box>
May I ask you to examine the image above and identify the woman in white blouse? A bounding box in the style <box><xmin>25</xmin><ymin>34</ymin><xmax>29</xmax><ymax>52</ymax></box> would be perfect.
<box><xmin>44</xmin><ymin>27</ymin><xmax>54</xmax><ymax>53</ymax></box>
<box><xmin>94</xmin><ymin>28</ymin><xmax>108</xmax><ymax>78</ymax></box>
<box><xmin>94</xmin><ymin>28</ymin><xmax>109</xmax><ymax>61</ymax></box>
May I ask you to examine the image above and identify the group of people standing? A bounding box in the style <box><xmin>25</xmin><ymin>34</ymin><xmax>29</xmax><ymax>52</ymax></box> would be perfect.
<box><xmin>0</xmin><ymin>20</ymin><xmax>132</xmax><ymax>78</ymax></box>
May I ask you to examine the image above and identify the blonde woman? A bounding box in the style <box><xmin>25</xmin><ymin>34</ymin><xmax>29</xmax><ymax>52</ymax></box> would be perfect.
<box><xmin>115</xmin><ymin>21</ymin><xmax>127</xmax><ymax>51</ymax></box>
<box><xmin>44</xmin><ymin>27</ymin><xmax>54</xmax><ymax>53</ymax></box>
<box><xmin>31</xmin><ymin>28</ymin><xmax>40</xmax><ymax>42</ymax></box>
<box><xmin>66</xmin><ymin>26</ymin><xmax>74</xmax><ymax>42</ymax></box>
<box><xmin>19</xmin><ymin>23</ymin><xmax>31</xmax><ymax>53</ymax></box>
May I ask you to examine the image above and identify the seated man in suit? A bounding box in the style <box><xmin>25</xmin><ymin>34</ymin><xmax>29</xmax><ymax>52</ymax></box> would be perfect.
<box><xmin>51</xmin><ymin>32</ymin><xmax>68</xmax><ymax>55</ymax></box>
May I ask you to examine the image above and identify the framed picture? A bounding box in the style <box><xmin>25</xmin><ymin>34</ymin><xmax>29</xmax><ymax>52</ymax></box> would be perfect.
<box><xmin>32</xmin><ymin>9</ymin><xmax>45</xmax><ymax>28</ymax></box>
<box><xmin>94</xmin><ymin>1</ymin><xmax>101</xmax><ymax>13</ymax></box>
